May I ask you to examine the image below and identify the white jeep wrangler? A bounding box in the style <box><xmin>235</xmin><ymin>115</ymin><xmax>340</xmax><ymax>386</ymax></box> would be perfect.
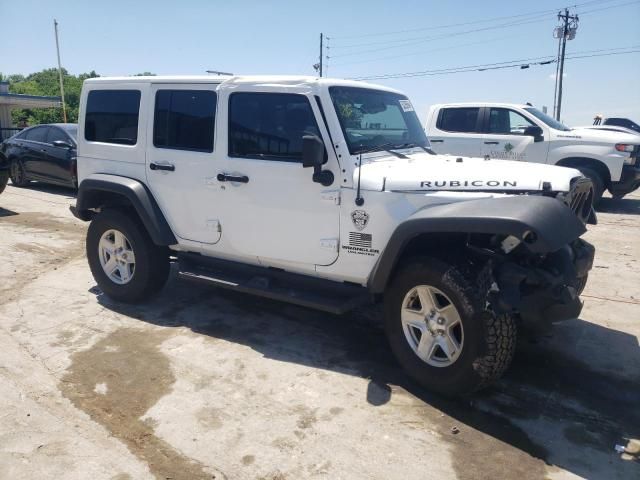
<box><xmin>72</xmin><ymin>76</ymin><xmax>595</xmax><ymax>396</ymax></box>
<box><xmin>425</xmin><ymin>103</ymin><xmax>640</xmax><ymax>205</ymax></box>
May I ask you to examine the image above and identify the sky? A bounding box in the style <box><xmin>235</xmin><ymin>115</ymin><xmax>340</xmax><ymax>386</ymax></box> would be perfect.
<box><xmin>1</xmin><ymin>0</ymin><xmax>639</xmax><ymax>126</ymax></box>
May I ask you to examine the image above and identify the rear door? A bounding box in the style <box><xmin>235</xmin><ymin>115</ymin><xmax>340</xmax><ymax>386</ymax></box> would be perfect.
<box><xmin>21</xmin><ymin>126</ymin><xmax>50</xmax><ymax>178</ymax></box>
<box><xmin>428</xmin><ymin>107</ymin><xmax>484</xmax><ymax>157</ymax></box>
<box><xmin>481</xmin><ymin>107</ymin><xmax>550</xmax><ymax>163</ymax></box>
<box><xmin>145</xmin><ymin>84</ymin><xmax>222</xmax><ymax>244</ymax></box>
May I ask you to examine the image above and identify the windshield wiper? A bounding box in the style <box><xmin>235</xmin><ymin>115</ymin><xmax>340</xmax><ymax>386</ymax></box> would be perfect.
<box><xmin>393</xmin><ymin>142</ymin><xmax>437</xmax><ymax>155</ymax></box>
<box><xmin>354</xmin><ymin>143</ymin><xmax>408</xmax><ymax>158</ymax></box>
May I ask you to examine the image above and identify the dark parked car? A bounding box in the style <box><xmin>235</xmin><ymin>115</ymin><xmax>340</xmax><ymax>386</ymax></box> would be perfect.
<box><xmin>0</xmin><ymin>123</ymin><xmax>78</xmax><ymax>189</ymax></box>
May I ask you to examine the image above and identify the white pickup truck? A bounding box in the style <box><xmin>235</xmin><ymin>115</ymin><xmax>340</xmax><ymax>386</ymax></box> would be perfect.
<box><xmin>425</xmin><ymin>103</ymin><xmax>640</xmax><ymax>204</ymax></box>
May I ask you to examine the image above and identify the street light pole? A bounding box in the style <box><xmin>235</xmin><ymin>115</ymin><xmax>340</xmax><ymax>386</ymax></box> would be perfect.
<box><xmin>53</xmin><ymin>19</ymin><xmax>67</xmax><ymax>123</ymax></box>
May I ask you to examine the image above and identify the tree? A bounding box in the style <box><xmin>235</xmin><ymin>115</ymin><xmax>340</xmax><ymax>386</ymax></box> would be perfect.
<box><xmin>6</xmin><ymin>68</ymin><xmax>100</xmax><ymax>125</ymax></box>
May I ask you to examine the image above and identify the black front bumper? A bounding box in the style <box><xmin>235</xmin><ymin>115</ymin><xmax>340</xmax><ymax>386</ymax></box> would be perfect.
<box><xmin>492</xmin><ymin>239</ymin><xmax>595</xmax><ymax>332</ymax></box>
<box><xmin>609</xmin><ymin>165</ymin><xmax>640</xmax><ymax>198</ymax></box>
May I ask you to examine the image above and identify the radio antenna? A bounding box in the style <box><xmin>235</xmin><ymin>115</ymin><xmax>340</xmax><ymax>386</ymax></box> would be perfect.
<box><xmin>355</xmin><ymin>151</ymin><xmax>364</xmax><ymax>206</ymax></box>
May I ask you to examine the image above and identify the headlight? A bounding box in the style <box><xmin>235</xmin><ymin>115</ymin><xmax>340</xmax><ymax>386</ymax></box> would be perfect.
<box><xmin>615</xmin><ymin>143</ymin><xmax>636</xmax><ymax>152</ymax></box>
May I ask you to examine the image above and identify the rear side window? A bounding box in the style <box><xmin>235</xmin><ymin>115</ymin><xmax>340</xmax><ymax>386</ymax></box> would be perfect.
<box><xmin>153</xmin><ymin>90</ymin><xmax>216</xmax><ymax>152</ymax></box>
<box><xmin>438</xmin><ymin>107</ymin><xmax>480</xmax><ymax>133</ymax></box>
<box><xmin>25</xmin><ymin>126</ymin><xmax>49</xmax><ymax>142</ymax></box>
<box><xmin>228</xmin><ymin>92</ymin><xmax>320</xmax><ymax>161</ymax></box>
<box><xmin>85</xmin><ymin>90</ymin><xmax>141</xmax><ymax>145</ymax></box>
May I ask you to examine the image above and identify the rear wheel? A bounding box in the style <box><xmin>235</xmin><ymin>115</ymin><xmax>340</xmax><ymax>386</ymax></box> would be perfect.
<box><xmin>9</xmin><ymin>160</ymin><xmax>29</xmax><ymax>187</ymax></box>
<box><xmin>384</xmin><ymin>257</ymin><xmax>516</xmax><ymax>396</ymax></box>
<box><xmin>87</xmin><ymin>209</ymin><xmax>170</xmax><ymax>303</ymax></box>
<box><xmin>579</xmin><ymin>168</ymin><xmax>604</xmax><ymax>206</ymax></box>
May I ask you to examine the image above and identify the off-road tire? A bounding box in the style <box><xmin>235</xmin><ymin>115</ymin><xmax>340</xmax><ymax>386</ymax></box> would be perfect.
<box><xmin>87</xmin><ymin>209</ymin><xmax>170</xmax><ymax>303</ymax></box>
<box><xmin>9</xmin><ymin>159</ymin><xmax>29</xmax><ymax>187</ymax></box>
<box><xmin>579</xmin><ymin>168</ymin><xmax>604</xmax><ymax>207</ymax></box>
<box><xmin>384</xmin><ymin>257</ymin><xmax>516</xmax><ymax>397</ymax></box>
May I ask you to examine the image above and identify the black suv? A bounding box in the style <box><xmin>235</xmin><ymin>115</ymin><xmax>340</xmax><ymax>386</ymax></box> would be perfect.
<box><xmin>0</xmin><ymin>123</ymin><xmax>78</xmax><ymax>189</ymax></box>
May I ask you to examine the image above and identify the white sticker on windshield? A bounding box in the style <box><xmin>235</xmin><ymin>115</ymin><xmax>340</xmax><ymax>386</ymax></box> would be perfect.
<box><xmin>399</xmin><ymin>99</ymin><xmax>414</xmax><ymax>112</ymax></box>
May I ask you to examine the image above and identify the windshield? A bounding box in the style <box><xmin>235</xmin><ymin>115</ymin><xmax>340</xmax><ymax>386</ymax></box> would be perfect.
<box><xmin>524</xmin><ymin>107</ymin><xmax>570</xmax><ymax>131</ymax></box>
<box><xmin>329</xmin><ymin>86</ymin><xmax>429</xmax><ymax>154</ymax></box>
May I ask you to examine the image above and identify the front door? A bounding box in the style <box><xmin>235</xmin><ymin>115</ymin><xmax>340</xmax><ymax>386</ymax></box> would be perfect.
<box><xmin>216</xmin><ymin>90</ymin><xmax>340</xmax><ymax>267</ymax></box>
<box><xmin>481</xmin><ymin>107</ymin><xmax>550</xmax><ymax>163</ymax></box>
<box><xmin>145</xmin><ymin>84</ymin><xmax>222</xmax><ymax>244</ymax></box>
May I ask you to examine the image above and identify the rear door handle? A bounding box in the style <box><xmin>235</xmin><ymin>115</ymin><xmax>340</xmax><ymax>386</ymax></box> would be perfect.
<box><xmin>217</xmin><ymin>173</ymin><xmax>249</xmax><ymax>183</ymax></box>
<box><xmin>484</xmin><ymin>141</ymin><xmax>499</xmax><ymax>145</ymax></box>
<box><xmin>150</xmin><ymin>162</ymin><xmax>175</xmax><ymax>172</ymax></box>
<box><xmin>430</xmin><ymin>139</ymin><xmax>444</xmax><ymax>143</ymax></box>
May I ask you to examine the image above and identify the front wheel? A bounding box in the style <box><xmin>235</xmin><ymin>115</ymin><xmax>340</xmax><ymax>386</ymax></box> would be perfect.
<box><xmin>384</xmin><ymin>258</ymin><xmax>516</xmax><ymax>396</ymax></box>
<box><xmin>86</xmin><ymin>209</ymin><xmax>170</xmax><ymax>303</ymax></box>
<box><xmin>579</xmin><ymin>168</ymin><xmax>604</xmax><ymax>207</ymax></box>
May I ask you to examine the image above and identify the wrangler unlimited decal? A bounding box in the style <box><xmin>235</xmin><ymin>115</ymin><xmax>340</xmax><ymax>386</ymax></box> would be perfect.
<box><xmin>420</xmin><ymin>180</ymin><xmax>518</xmax><ymax>188</ymax></box>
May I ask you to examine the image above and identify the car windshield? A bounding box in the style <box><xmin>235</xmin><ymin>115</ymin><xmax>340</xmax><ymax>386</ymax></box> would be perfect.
<box><xmin>329</xmin><ymin>86</ymin><xmax>429</xmax><ymax>155</ymax></box>
<box><xmin>524</xmin><ymin>107</ymin><xmax>571</xmax><ymax>131</ymax></box>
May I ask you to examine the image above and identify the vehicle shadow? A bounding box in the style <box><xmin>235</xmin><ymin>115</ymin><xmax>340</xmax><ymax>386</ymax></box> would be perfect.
<box><xmin>95</xmin><ymin>276</ymin><xmax>640</xmax><ymax>480</ymax></box>
<box><xmin>598</xmin><ymin>196</ymin><xmax>640</xmax><ymax>215</ymax></box>
<box><xmin>8</xmin><ymin>182</ymin><xmax>76</xmax><ymax>199</ymax></box>
<box><xmin>0</xmin><ymin>207</ymin><xmax>19</xmax><ymax>218</ymax></box>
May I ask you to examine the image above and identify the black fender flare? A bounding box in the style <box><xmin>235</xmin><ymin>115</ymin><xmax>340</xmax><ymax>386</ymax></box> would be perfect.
<box><xmin>72</xmin><ymin>173</ymin><xmax>177</xmax><ymax>246</ymax></box>
<box><xmin>367</xmin><ymin>195</ymin><xmax>586</xmax><ymax>294</ymax></box>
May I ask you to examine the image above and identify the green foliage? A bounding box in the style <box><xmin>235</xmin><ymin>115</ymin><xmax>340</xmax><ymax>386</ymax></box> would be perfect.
<box><xmin>2</xmin><ymin>68</ymin><xmax>99</xmax><ymax>126</ymax></box>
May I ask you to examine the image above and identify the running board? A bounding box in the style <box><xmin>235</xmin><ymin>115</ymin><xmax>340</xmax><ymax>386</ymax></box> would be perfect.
<box><xmin>177</xmin><ymin>253</ymin><xmax>371</xmax><ymax>314</ymax></box>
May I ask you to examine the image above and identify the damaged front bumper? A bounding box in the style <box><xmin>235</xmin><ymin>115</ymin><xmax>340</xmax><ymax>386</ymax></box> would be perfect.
<box><xmin>492</xmin><ymin>238</ymin><xmax>595</xmax><ymax>332</ymax></box>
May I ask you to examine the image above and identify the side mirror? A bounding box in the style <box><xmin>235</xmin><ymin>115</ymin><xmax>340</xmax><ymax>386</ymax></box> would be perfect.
<box><xmin>523</xmin><ymin>125</ymin><xmax>544</xmax><ymax>142</ymax></box>
<box><xmin>301</xmin><ymin>135</ymin><xmax>333</xmax><ymax>186</ymax></box>
<box><xmin>302</xmin><ymin>135</ymin><xmax>324</xmax><ymax>168</ymax></box>
<box><xmin>52</xmin><ymin>140</ymin><xmax>74</xmax><ymax>149</ymax></box>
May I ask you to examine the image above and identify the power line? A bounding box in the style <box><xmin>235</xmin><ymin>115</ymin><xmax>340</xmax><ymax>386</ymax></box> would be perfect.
<box><xmin>328</xmin><ymin>0</ymin><xmax>611</xmax><ymax>40</ymax></box>
<box><xmin>350</xmin><ymin>47</ymin><xmax>639</xmax><ymax>80</ymax></box>
<box><xmin>330</xmin><ymin>35</ymin><xmax>514</xmax><ymax>68</ymax></box>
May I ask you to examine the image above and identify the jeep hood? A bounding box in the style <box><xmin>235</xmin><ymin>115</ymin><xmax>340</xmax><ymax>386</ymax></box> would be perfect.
<box><xmin>355</xmin><ymin>153</ymin><xmax>582</xmax><ymax>193</ymax></box>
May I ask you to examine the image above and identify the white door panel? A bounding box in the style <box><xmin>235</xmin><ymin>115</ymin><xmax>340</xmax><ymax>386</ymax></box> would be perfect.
<box><xmin>145</xmin><ymin>84</ymin><xmax>222</xmax><ymax>244</ymax></box>
<box><xmin>482</xmin><ymin>108</ymin><xmax>550</xmax><ymax>163</ymax></box>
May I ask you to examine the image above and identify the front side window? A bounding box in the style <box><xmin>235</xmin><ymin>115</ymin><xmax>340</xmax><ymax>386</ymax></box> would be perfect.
<box><xmin>154</xmin><ymin>90</ymin><xmax>216</xmax><ymax>152</ymax></box>
<box><xmin>229</xmin><ymin>93</ymin><xmax>320</xmax><ymax>161</ymax></box>
<box><xmin>330</xmin><ymin>87</ymin><xmax>428</xmax><ymax>154</ymax></box>
<box><xmin>47</xmin><ymin>127</ymin><xmax>72</xmax><ymax>144</ymax></box>
<box><xmin>438</xmin><ymin>107</ymin><xmax>480</xmax><ymax>133</ymax></box>
<box><xmin>488</xmin><ymin>108</ymin><xmax>536</xmax><ymax>135</ymax></box>
<box><xmin>85</xmin><ymin>90</ymin><xmax>141</xmax><ymax>145</ymax></box>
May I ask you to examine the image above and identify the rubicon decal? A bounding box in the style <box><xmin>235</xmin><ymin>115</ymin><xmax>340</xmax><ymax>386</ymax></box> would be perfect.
<box><xmin>351</xmin><ymin>210</ymin><xmax>369</xmax><ymax>231</ymax></box>
<box><xmin>420</xmin><ymin>180</ymin><xmax>518</xmax><ymax>188</ymax></box>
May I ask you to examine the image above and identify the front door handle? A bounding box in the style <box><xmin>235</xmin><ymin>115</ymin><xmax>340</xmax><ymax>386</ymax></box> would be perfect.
<box><xmin>217</xmin><ymin>173</ymin><xmax>249</xmax><ymax>183</ymax></box>
<box><xmin>430</xmin><ymin>139</ymin><xmax>444</xmax><ymax>143</ymax></box>
<box><xmin>150</xmin><ymin>162</ymin><xmax>175</xmax><ymax>172</ymax></box>
<box><xmin>484</xmin><ymin>141</ymin><xmax>499</xmax><ymax>145</ymax></box>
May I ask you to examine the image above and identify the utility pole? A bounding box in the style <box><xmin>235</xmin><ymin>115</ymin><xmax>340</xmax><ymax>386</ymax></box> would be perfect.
<box><xmin>53</xmin><ymin>19</ymin><xmax>67</xmax><ymax>123</ymax></box>
<box><xmin>553</xmin><ymin>9</ymin><xmax>578</xmax><ymax>121</ymax></box>
<box><xmin>319</xmin><ymin>33</ymin><xmax>323</xmax><ymax>77</ymax></box>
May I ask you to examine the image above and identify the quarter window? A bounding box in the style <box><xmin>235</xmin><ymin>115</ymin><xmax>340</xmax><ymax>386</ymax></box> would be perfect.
<box><xmin>229</xmin><ymin>93</ymin><xmax>321</xmax><ymax>161</ymax></box>
<box><xmin>85</xmin><ymin>90</ymin><xmax>141</xmax><ymax>145</ymax></box>
<box><xmin>488</xmin><ymin>108</ymin><xmax>536</xmax><ymax>135</ymax></box>
<box><xmin>153</xmin><ymin>90</ymin><xmax>216</xmax><ymax>152</ymax></box>
<box><xmin>438</xmin><ymin>107</ymin><xmax>480</xmax><ymax>133</ymax></box>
